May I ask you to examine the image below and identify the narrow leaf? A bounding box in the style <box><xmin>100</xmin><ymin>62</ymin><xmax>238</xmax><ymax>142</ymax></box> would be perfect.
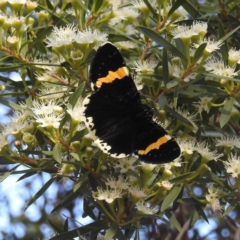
<box><xmin>189</xmin><ymin>211</ymin><xmax>200</xmax><ymax>228</ymax></box>
<box><xmin>137</xmin><ymin>26</ymin><xmax>187</xmax><ymax>65</ymax></box>
<box><xmin>105</xmin><ymin>224</ymin><xmax>118</xmax><ymax>240</ymax></box>
<box><xmin>168</xmin><ymin>0</ymin><xmax>186</xmax><ymax>17</ymax></box>
<box><xmin>161</xmin><ymin>186</ymin><xmax>182</xmax><ymax>212</ymax></box>
<box><xmin>49</xmin><ymin>220</ymin><xmax>108</xmax><ymax>240</ymax></box>
<box><xmin>175</xmin><ymin>39</ymin><xmax>188</xmax><ymax>67</ymax></box>
<box><xmin>53</xmin><ymin>143</ymin><xmax>62</xmax><ymax>164</ymax></box>
<box><xmin>0</xmin><ymin>164</ymin><xmax>20</xmax><ymax>182</ymax></box>
<box><xmin>48</xmin><ymin>219</ymin><xmax>63</xmax><ymax>233</ymax></box>
<box><xmin>169</xmin><ymin>215</ymin><xmax>182</xmax><ymax>232</ymax></box>
<box><xmin>68</xmin><ymin>82</ymin><xmax>85</xmax><ymax>107</ymax></box>
<box><xmin>218</xmin><ymin>20</ymin><xmax>228</xmax><ymax>62</ymax></box>
<box><xmin>223</xmin><ymin>199</ymin><xmax>238</xmax><ymax>217</ymax></box>
<box><xmin>17</xmin><ymin>171</ymin><xmax>37</xmax><ymax>182</ymax></box>
<box><xmin>193</xmin><ymin>43</ymin><xmax>207</xmax><ymax>63</ymax></box>
<box><xmin>220</xmin><ymin>97</ymin><xmax>234</xmax><ymax>128</ymax></box>
<box><xmin>162</xmin><ymin>48</ymin><xmax>169</xmax><ymax>86</ymax></box>
<box><xmin>182</xmin><ymin>1</ymin><xmax>202</xmax><ymax>17</ymax></box>
<box><xmin>51</xmin><ymin>188</ymin><xmax>83</xmax><ymax>213</ymax></box>
<box><xmin>219</xmin><ymin>25</ymin><xmax>240</xmax><ymax>42</ymax></box>
<box><xmin>25</xmin><ymin>177</ymin><xmax>55</xmax><ymax>210</ymax></box>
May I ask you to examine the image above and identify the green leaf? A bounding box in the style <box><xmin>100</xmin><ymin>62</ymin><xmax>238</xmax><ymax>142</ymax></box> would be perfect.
<box><xmin>49</xmin><ymin>220</ymin><xmax>108</xmax><ymax>240</ymax></box>
<box><xmin>166</xmin><ymin>78</ymin><xmax>180</xmax><ymax>88</ymax></box>
<box><xmin>142</xmin><ymin>0</ymin><xmax>158</xmax><ymax>18</ymax></box>
<box><xmin>182</xmin><ymin>1</ymin><xmax>202</xmax><ymax>17</ymax></box>
<box><xmin>158</xmin><ymin>94</ymin><xmax>167</xmax><ymax>109</ymax></box>
<box><xmin>82</xmin><ymin>197</ymin><xmax>96</xmax><ymax>220</ymax></box>
<box><xmin>168</xmin><ymin>0</ymin><xmax>186</xmax><ymax>17</ymax></box>
<box><xmin>51</xmin><ymin>186</ymin><xmax>85</xmax><ymax>213</ymax></box>
<box><xmin>220</xmin><ymin>97</ymin><xmax>234</xmax><ymax>128</ymax></box>
<box><xmin>170</xmin><ymin>172</ymin><xmax>194</xmax><ymax>184</ymax></box>
<box><xmin>202</xmin><ymin>72</ymin><xmax>240</xmax><ymax>82</ymax></box>
<box><xmin>68</xmin><ymin>82</ymin><xmax>85</xmax><ymax>107</ymax></box>
<box><xmin>162</xmin><ymin>48</ymin><xmax>169</xmax><ymax>86</ymax></box>
<box><xmin>189</xmin><ymin>211</ymin><xmax>200</xmax><ymax>229</ymax></box>
<box><xmin>175</xmin><ymin>39</ymin><xmax>188</xmax><ymax>67</ymax></box>
<box><xmin>194</xmin><ymin>202</ymin><xmax>209</xmax><ymax>223</ymax></box>
<box><xmin>209</xmin><ymin>171</ymin><xmax>225</xmax><ymax>187</ymax></box>
<box><xmin>17</xmin><ymin>171</ymin><xmax>37</xmax><ymax>182</ymax></box>
<box><xmin>0</xmin><ymin>164</ymin><xmax>20</xmax><ymax>182</ymax></box>
<box><xmin>165</xmin><ymin>104</ymin><xmax>194</xmax><ymax>127</ymax></box>
<box><xmin>161</xmin><ymin>185</ymin><xmax>182</xmax><ymax>212</ymax></box>
<box><xmin>147</xmin><ymin>165</ymin><xmax>161</xmax><ymax>187</ymax></box>
<box><xmin>223</xmin><ymin>199</ymin><xmax>238</xmax><ymax>217</ymax></box>
<box><xmin>92</xmin><ymin>0</ymin><xmax>103</xmax><ymax>13</ymax></box>
<box><xmin>218</xmin><ymin>20</ymin><xmax>229</xmax><ymax>62</ymax></box>
<box><xmin>104</xmin><ymin>224</ymin><xmax>118</xmax><ymax>240</ymax></box>
<box><xmin>219</xmin><ymin>25</ymin><xmax>240</xmax><ymax>42</ymax></box>
<box><xmin>53</xmin><ymin>143</ymin><xmax>62</xmax><ymax>164</ymax></box>
<box><xmin>48</xmin><ymin>219</ymin><xmax>63</xmax><ymax>233</ymax></box>
<box><xmin>193</xmin><ymin>43</ymin><xmax>207</xmax><ymax>63</ymax></box>
<box><xmin>63</xmin><ymin>218</ymin><xmax>68</xmax><ymax>232</ymax></box>
<box><xmin>0</xmin><ymin>99</ymin><xmax>26</xmax><ymax>111</ymax></box>
<box><xmin>169</xmin><ymin>214</ymin><xmax>182</xmax><ymax>232</ymax></box>
<box><xmin>137</xmin><ymin>26</ymin><xmax>188</xmax><ymax>66</ymax></box>
<box><xmin>25</xmin><ymin>177</ymin><xmax>55</xmax><ymax>210</ymax></box>
<box><xmin>73</xmin><ymin>174</ymin><xmax>88</xmax><ymax>192</ymax></box>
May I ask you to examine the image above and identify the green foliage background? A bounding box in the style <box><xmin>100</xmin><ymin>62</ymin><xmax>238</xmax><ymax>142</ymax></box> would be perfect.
<box><xmin>1</xmin><ymin>0</ymin><xmax>240</xmax><ymax>239</ymax></box>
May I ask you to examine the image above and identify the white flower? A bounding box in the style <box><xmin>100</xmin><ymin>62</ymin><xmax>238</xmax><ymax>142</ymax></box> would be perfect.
<box><xmin>191</xmin><ymin>21</ymin><xmax>208</xmax><ymax>36</ymax></box>
<box><xmin>115</xmin><ymin>41</ymin><xmax>137</xmax><ymax>50</ymax></box>
<box><xmin>193</xmin><ymin>97</ymin><xmax>212</xmax><ymax>114</ymax></box>
<box><xmin>193</xmin><ymin>38</ymin><xmax>223</xmax><ymax>54</ymax></box>
<box><xmin>128</xmin><ymin>186</ymin><xmax>147</xmax><ymax>199</ymax></box>
<box><xmin>105</xmin><ymin>175</ymin><xmax>130</xmax><ymax>190</ymax></box>
<box><xmin>34</xmin><ymin>112</ymin><xmax>64</xmax><ymax>128</ymax></box>
<box><xmin>31</xmin><ymin>100</ymin><xmax>62</xmax><ymax>116</ymax></box>
<box><xmin>132</xmin><ymin>0</ymin><xmax>157</xmax><ymax>12</ymax></box>
<box><xmin>224</xmin><ymin>154</ymin><xmax>240</xmax><ymax>178</ymax></box>
<box><xmin>175</xmin><ymin>107</ymin><xmax>198</xmax><ymax>130</ymax></box>
<box><xmin>195</xmin><ymin>142</ymin><xmax>223</xmax><ymax>161</ymax></box>
<box><xmin>74</xmin><ymin>28</ymin><xmax>108</xmax><ymax>48</ymax></box>
<box><xmin>114</xmin><ymin>157</ymin><xmax>138</xmax><ymax>173</ymax></box>
<box><xmin>175</xmin><ymin>6</ymin><xmax>188</xmax><ymax>19</ymax></box>
<box><xmin>131</xmin><ymin>59</ymin><xmax>158</xmax><ymax>73</ymax></box>
<box><xmin>38</xmin><ymin>85</ymin><xmax>69</xmax><ymax>100</ymax></box>
<box><xmin>66</xmin><ymin>8</ymin><xmax>75</xmax><ymax>16</ymax></box>
<box><xmin>215</xmin><ymin>136</ymin><xmax>240</xmax><ymax>149</ymax></box>
<box><xmin>125</xmin><ymin>24</ymin><xmax>137</xmax><ymax>35</ymax></box>
<box><xmin>228</xmin><ymin>48</ymin><xmax>240</xmax><ymax>64</ymax></box>
<box><xmin>136</xmin><ymin>201</ymin><xmax>158</xmax><ymax>214</ymax></box>
<box><xmin>169</xmin><ymin>63</ymin><xmax>197</xmax><ymax>82</ymax></box>
<box><xmin>203</xmin><ymin>56</ymin><xmax>238</xmax><ymax>78</ymax></box>
<box><xmin>140</xmin><ymin>162</ymin><xmax>157</xmax><ymax>172</ymax></box>
<box><xmin>163</xmin><ymin>157</ymin><xmax>182</xmax><ymax>170</ymax></box>
<box><xmin>133</xmin><ymin>75</ymin><xmax>143</xmax><ymax>91</ymax></box>
<box><xmin>2</xmin><ymin>121</ymin><xmax>29</xmax><ymax>136</ymax></box>
<box><xmin>171</xmin><ymin>25</ymin><xmax>198</xmax><ymax>39</ymax></box>
<box><xmin>45</xmin><ymin>24</ymin><xmax>77</xmax><ymax>47</ymax></box>
<box><xmin>35</xmin><ymin>72</ymin><xmax>58</xmax><ymax>82</ymax></box>
<box><xmin>206</xmin><ymin>185</ymin><xmax>223</xmax><ymax>212</ymax></box>
<box><xmin>67</xmin><ymin>98</ymin><xmax>85</xmax><ymax>123</ymax></box>
<box><xmin>92</xmin><ymin>186</ymin><xmax>123</xmax><ymax>203</ymax></box>
<box><xmin>161</xmin><ymin>180</ymin><xmax>173</xmax><ymax>190</ymax></box>
<box><xmin>178</xmin><ymin>138</ymin><xmax>196</xmax><ymax>155</ymax></box>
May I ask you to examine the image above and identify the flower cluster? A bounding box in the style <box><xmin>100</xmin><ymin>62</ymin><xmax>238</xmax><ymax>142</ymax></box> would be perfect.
<box><xmin>1</xmin><ymin>0</ymin><xmax>240</xmax><ymax>239</ymax></box>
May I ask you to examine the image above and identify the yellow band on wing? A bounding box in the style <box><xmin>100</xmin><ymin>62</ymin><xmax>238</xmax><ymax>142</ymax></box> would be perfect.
<box><xmin>138</xmin><ymin>135</ymin><xmax>171</xmax><ymax>155</ymax></box>
<box><xmin>96</xmin><ymin>67</ymin><xmax>128</xmax><ymax>88</ymax></box>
